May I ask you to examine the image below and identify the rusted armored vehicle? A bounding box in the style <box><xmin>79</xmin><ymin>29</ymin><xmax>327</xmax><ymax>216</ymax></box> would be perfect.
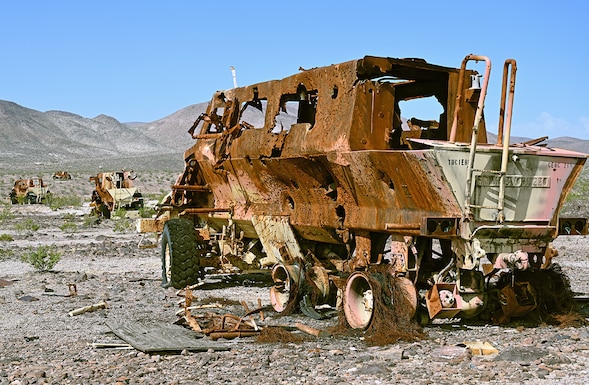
<box><xmin>90</xmin><ymin>170</ymin><xmax>143</xmax><ymax>218</ymax></box>
<box><xmin>10</xmin><ymin>178</ymin><xmax>51</xmax><ymax>204</ymax></box>
<box><xmin>52</xmin><ymin>171</ymin><xmax>72</xmax><ymax>180</ymax></box>
<box><xmin>139</xmin><ymin>54</ymin><xmax>588</xmax><ymax>329</ymax></box>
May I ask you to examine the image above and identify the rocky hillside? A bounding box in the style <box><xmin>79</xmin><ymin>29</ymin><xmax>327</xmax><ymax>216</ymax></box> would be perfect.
<box><xmin>0</xmin><ymin>100</ymin><xmax>206</xmax><ymax>164</ymax></box>
<box><xmin>128</xmin><ymin>103</ymin><xmax>207</xmax><ymax>153</ymax></box>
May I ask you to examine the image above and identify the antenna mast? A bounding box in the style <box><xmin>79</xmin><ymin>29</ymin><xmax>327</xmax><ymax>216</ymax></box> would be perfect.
<box><xmin>230</xmin><ymin>66</ymin><xmax>238</xmax><ymax>88</ymax></box>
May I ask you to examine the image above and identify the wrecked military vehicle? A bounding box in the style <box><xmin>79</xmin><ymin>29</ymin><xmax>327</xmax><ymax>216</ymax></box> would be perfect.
<box><xmin>10</xmin><ymin>178</ymin><xmax>51</xmax><ymax>204</ymax></box>
<box><xmin>52</xmin><ymin>171</ymin><xmax>72</xmax><ymax>180</ymax></box>
<box><xmin>90</xmin><ymin>170</ymin><xmax>144</xmax><ymax>218</ymax></box>
<box><xmin>138</xmin><ymin>54</ymin><xmax>588</xmax><ymax>330</ymax></box>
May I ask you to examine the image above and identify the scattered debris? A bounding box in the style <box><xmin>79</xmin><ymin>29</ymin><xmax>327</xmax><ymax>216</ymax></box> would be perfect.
<box><xmin>68</xmin><ymin>284</ymin><xmax>78</xmax><ymax>297</ymax></box>
<box><xmin>106</xmin><ymin>321</ymin><xmax>230</xmax><ymax>353</ymax></box>
<box><xmin>174</xmin><ymin>287</ymin><xmax>331</xmax><ymax>343</ymax></box>
<box><xmin>0</xmin><ymin>279</ymin><xmax>15</xmax><ymax>287</ymax></box>
<box><xmin>42</xmin><ymin>284</ymin><xmax>79</xmax><ymax>298</ymax></box>
<box><xmin>89</xmin><ymin>342</ymin><xmax>133</xmax><ymax>350</ymax></box>
<box><xmin>68</xmin><ymin>301</ymin><xmax>107</xmax><ymax>316</ymax></box>
<box><xmin>295</xmin><ymin>322</ymin><xmax>331</xmax><ymax>338</ymax></box>
<box><xmin>175</xmin><ymin>288</ymin><xmax>267</xmax><ymax>340</ymax></box>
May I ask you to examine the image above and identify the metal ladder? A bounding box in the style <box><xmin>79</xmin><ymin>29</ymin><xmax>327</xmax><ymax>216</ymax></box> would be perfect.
<box><xmin>451</xmin><ymin>56</ymin><xmax>517</xmax><ymax>224</ymax></box>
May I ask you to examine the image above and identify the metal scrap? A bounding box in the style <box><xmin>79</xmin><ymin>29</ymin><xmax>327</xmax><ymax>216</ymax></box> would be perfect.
<box><xmin>69</xmin><ymin>301</ymin><xmax>107</xmax><ymax>316</ymax></box>
<box><xmin>176</xmin><ymin>288</ymin><xmax>266</xmax><ymax>340</ymax></box>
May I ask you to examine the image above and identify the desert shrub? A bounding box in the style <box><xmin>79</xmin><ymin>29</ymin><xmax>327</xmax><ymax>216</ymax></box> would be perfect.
<box><xmin>15</xmin><ymin>196</ymin><xmax>26</xmax><ymax>204</ymax></box>
<box><xmin>21</xmin><ymin>245</ymin><xmax>61</xmax><ymax>272</ymax></box>
<box><xmin>14</xmin><ymin>218</ymin><xmax>40</xmax><ymax>233</ymax></box>
<box><xmin>0</xmin><ymin>204</ymin><xmax>13</xmax><ymax>223</ymax></box>
<box><xmin>0</xmin><ymin>249</ymin><xmax>15</xmax><ymax>260</ymax></box>
<box><xmin>82</xmin><ymin>214</ymin><xmax>101</xmax><ymax>228</ymax></box>
<box><xmin>61</xmin><ymin>212</ymin><xmax>76</xmax><ymax>221</ymax></box>
<box><xmin>139</xmin><ymin>206</ymin><xmax>156</xmax><ymax>218</ymax></box>
<box><xmin>0</xmin><ymin>233</ymin><xmax>14</xmax><ymax>242</ymax></box>
<box><xmin>59</xmin><ymin>222</ymin><xmax>78</xmax><ymax>233</ymax></box>
<box><xmin>60</xmin><ymin>212</ymin><xmax>79</xmax><ymax>233</ymax></box>
<box><xmin>567</xmin><ymin>176</ymin><xmax>589</xmax><ymax>202</ymax></box>
<box><xmin>144</xmin><ymin>192</ymin><xmax>163</xmax><ymax>200</ymax></box>
<box><xmin>49</xmin><ymin>195</ymin><xmax>83</xmax><ymax>210</ymax></box>
<box><xmin>113</xmin><ymin>208</ymin><xmax>127</xmax><ymax>218</ymax></box>
<box><xmin>113</xmin><ymin>217</ymin><xmax>134</xmax><ymax>233</ymax></box>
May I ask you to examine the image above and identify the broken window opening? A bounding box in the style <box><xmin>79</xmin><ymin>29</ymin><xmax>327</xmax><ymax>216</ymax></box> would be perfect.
<box><xmin>399</xmin><ymin>95</ymin><xmax>444</xmax><ymax>138</ymax></box>
<box><xmin>207</xmin><ymin>107</ymin><xmax>225</xmax><ymax>133</ymax></box>
<box><xmin>297</xmin><ymin>85</ymin><xmax>317</xmax><ymax>128</ymax></box>
<box><xmin>273</xmin><ymin>100</ymin><xmax>298</xmax><ymax>134</ymax></box>
<box><xmin>388</xmin><ymin>95</ymin><xmax>445</xmax><ymax>149</ymax></box>
<box><xmin>202</xmin><ymin>92</ymin><xmax>228</xmax><ymax>134</ymax></box>
<box><xmin>239</xmin><ymin>99</ymin><xmax>266</xmax><ymax>129</ymax></box>
<box><xmin>271</xmin><ymin>86</ymin><xmax>318</xmax><ymax>133</ymax></box>
<box><xmin>188</xmin><ymin>108</ymin><xmax>226</xmax><ymax>137</ymax></box>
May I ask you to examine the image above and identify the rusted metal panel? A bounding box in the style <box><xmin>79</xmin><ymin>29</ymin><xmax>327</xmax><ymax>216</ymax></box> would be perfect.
<box><xmin>136</xmin><ymin>218</ymin><xmax>165</xmax><ymax>233</ymax></box>
<box><xmin>434</xmin><ymin>143</ymin><xmax>586</xmax><ymax>225</ymax></box>
<box><xmin>107</xmin><ymin>322</ymin><xmax>229</xmax><ymax>353</ymax></box>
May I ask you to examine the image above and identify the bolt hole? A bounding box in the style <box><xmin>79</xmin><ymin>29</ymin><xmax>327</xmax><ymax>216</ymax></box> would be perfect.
<box><xmin>286</xmin><ymin>196</ymin><xmax>295</xmax><ymax>210</ymax></box>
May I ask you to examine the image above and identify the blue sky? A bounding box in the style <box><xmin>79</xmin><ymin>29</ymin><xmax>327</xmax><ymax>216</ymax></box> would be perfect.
<box><xmin>2</xmin><ymin>1</ymin><xmax>589</xmax><ymax>140</ymax></box>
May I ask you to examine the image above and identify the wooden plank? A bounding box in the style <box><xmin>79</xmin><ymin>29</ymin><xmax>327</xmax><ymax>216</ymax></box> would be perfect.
<box><xmin>106</xmin><ymin>322</ymin><xmax>230</xmax><ymax>353</ymax></box>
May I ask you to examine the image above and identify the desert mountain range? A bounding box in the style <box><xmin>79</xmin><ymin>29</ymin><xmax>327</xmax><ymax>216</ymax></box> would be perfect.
<box><xmin>0</xmin><ymin>100</ymin><xmax>206</xmax><ymax>164</ymax></box>
<box><xmin>0</xmin><ymin>99</ymin><xmax>587</xmax><ymax>166</ymax></box>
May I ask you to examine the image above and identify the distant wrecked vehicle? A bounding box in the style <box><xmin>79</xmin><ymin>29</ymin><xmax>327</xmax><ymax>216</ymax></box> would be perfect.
<box><xmin>10</xmin><ymin>178</ymin><xmax>51</xmax><ymax>204</ymax></box>
<box><xmin>139</xmin><ymin>54</ymin><xmax>588</xmax><ymax>332</ymax></box>
<box><xmin>52</xmin><ymin>171</ymin><xmax>72</xmax><ymax>180</ymax></box>
<box><xmin>90</xmin><ymin>170</ymin><xmax>144</xmax><ymax>218</ymax></box>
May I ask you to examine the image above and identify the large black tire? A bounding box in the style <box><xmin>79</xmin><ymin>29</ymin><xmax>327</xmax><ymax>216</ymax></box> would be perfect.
<box><xmin>25</xmin><ymin>192</ymin><xmax>37</xmax><ymax>204</ymax></box>
<box><xmin>161</xmin><ymin>218</ymin><xmax>201</xmax><ymax>289</ymax></box>
<box><xmin>131</xmin><ymin>192</ymin><xmax>144</xmax><ymax>210</ymax></box>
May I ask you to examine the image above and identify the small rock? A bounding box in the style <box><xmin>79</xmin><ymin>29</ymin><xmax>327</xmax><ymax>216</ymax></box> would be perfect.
<box><xmin>378</xmin><ymin>347</ymin><xmax>405</xmax><ymax>361</ymax></box>
<box><xmin>495</xmin><ymin>347</ymin><xmax>547</xmax><ymax>365</ymax></box>
<box><xmin>17</xmin><ymin>295</ymin><xmax>38</xmax><ymax>302</ymax></box>
<box><xmin>431</xmin><ymin>346</ymin><xmax>471</xmax><ymax>363</ymax></box>
<box><xmin>151</xmin><ymin>354</ymin><xmax>161</xmax><ymax>362</ymax></box>
<box><xmin>25</xmin><ymin>369</ymin><xmax>45</xmax><ymax>379</ymax></box>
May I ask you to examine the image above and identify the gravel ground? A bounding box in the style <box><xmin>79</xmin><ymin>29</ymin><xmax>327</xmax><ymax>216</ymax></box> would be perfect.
<box><xmin>1</xmin><ymin>207</ymin><xmax>589</xmax><ymax>385</ymax></box>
